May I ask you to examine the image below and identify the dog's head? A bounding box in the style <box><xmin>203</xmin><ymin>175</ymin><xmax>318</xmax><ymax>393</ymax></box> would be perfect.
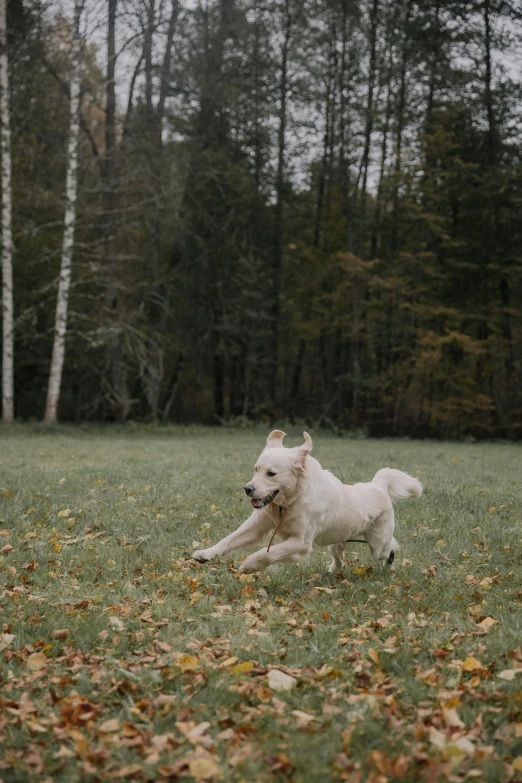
<box><xmin>244</xmin><ymin>430</ymin><xmax>312</xmax><ymax>508</ymax></box>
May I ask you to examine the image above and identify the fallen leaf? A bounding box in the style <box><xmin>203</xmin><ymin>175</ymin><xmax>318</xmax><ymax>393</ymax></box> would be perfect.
<box><xmin>268</xmin><ymin>669</ymin><xmax>297</xmax><ymax>692</ymax></box>
<box><xmin>497</xmin><ymin>669</ymin><xmax>522</xmax><ymax>681</ymax></box>
<box><xmin>177</xmin><ymin>654</ymin><xmax>200</xmax><ymax>672</ymax></box>
<box><xmin>0</xmin><ymin>543</ymin><xmax>13</xmax><ymax>554</ymax></box>
<box><xmin>513</xmin><ymin>757</ymin><xmax>522</xmax><ymax>772</ymax></box>
<box><xmin>98</xmin><ymin>718</ymin><xmax>120</xmax><ymax>733</ymax></box>
<box><xmin>188</xmin><ymin>756</ymin><xmax>221</xmax><ymax>779</ymax></box>
<box><xmin>219</xmin><ymin>656</ymin><xmax>238</xmax><ymax>668</ymax></box>
<box><xmin>428</xmin><ymin>725</ymin><xmax>446</xmax><ymax>750</ymax></box>
<box><xmin>57</xmin><ymin>508</ymin><xmax>71</xmax><ymax>518</ymax></box>
<box><xmin>50</xmin><ymin>629</ymin><xmax>70</xmax><ymax>640</ymax></box>
<box><xmin>27</xmin><ymin>652</ymin><xmax>47</xmax><ymax>671</ymax></box>
<box><xmin>230</xmin><ymin>661</ymin><xmax>254</xmax><ymax>676</ymax></box>
<box><xmin>0</xmin><ymin>633</ymin><xmax>15</xmax><ymax>652</ymax></box>
<box><xmin>292</xmin><ymin>710</ymin><xmax>315</xmax><ymax>726</ymax></box>
<box><xmin>461</xmin><ymin>657</ymin><xmax>484</xmax><ymax>672</ymax></box>
<box><xmin>475</xmin><ymin>616</ymin><xmax>496</xmax><ymax>633</ymax></box>
<box><xmin>113</xmin><ymin>765</ymin><xmax>143</xmax><ymax>778</ymax></box>
<box><xmin>443</xmin><ymin>708</ymin><xmax>465</xmax><ymax>729</ymax></box>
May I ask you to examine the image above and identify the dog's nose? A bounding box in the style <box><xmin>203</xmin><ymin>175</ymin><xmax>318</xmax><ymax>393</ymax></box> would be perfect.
<box><xmin>244</xmin><ymin>484</ymin><xmax>255</xmax><ymax>497</ymax></box>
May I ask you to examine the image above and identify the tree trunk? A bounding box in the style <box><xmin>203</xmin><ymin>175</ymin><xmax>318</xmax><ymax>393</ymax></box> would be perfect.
<box><xmin>390</xmin><ymin>0</ymin><xmax>410</xmax><ymax>257</ymax></box>
<box><xmin>358</xmin><ymin>0</ymin><xmax>379</xmax><ymax>249</ymax></box>
<box><xmin>103</xmin><ymin>0</ymin><xmax>132</xmax><ymax>422</ymax></box>
<box><xmin>44</xmin><ymin>0</ymin><xmax>82</xmax><ymax>424</ymax></box>
<box><xmin>0</xmin><ymin>0</ymin><xmax>13</xmax><ymax>423</ymax></box>
<box><xmin>270</xmin><ymin>0</ymin><xmax>292</xmax><ymax>403</ymax></box>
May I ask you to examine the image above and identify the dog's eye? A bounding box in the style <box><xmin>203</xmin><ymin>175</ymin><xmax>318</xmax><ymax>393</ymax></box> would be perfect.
<box><xmin>267</xmin><ymin>471</ymin><xmax>276</xmax><ymax>477</ymax></box>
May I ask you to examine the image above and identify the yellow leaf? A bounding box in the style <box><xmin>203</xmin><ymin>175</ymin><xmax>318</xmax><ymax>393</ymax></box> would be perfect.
<box><xmin>98</xmin><ymin>718</ymin><xmax>120</xmax><ymax>733</ymax></box>
<box><xmin>177</xmin><ymin>655</ymin><xmax>200</xmax><ymax>672</ymax></box>
<box><xmin>513</xmin><ymin>757</ymin><xmax>522</xmax><ymax>773</ymax></box>
<box><xmin>53</xmin><ymin>544</ymin><xmax>62</xmax><ymax>553</ymax></box>
<box><xmin>3</xmin><ymin>489</ymin><xmax>13</xmax><ymax>498</ymax></box>
<box><xmin>188</xmin><ymin>757</ymin><xmax>221</xmax><ymax>779</ymax></box>
<box><xmin>219</xmin><ymin>656</ymin><xmax>238</xmax><ymax>668</ymax></box>
<box><xmin>352</xmin><ymin>566</ymin><xmax>371</xmax><ymax>577</ymax></box>
<box><xmin>368</xmin><ymin>648</ymin><xmax>380</xmax><ymax>665</ymax></box>
<box><xmin>27</xmin><ymin>652</ymin><xmax>47</xmax><ymax>671</ymax></box>
<box><xmin>57</xmin><ymin>508</ymin><xmax>71</xmax><ymax>518</ymax></box>
<box><xmin>230</xmin><ymin>661</ymin><xmax>254</xmax><ymax>676</ymax></box>
<box><xmin>461</xmin><ymin>657</ymin><xmax>483</xmax><ymax>672</ymax></box>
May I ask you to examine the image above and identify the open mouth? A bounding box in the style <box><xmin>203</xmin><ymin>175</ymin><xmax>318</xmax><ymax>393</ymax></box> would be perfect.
<box><xmin>251</xmin><ymin>489</ymin><xmax>279</xmax><ymax>509</ymax></box>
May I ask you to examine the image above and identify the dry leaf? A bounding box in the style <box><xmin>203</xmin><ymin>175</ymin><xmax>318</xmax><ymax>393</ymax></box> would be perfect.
<box><xmin>230</xmin><ymin>661</ymin><xmax>254</xmax><ymax>676</ymax></box>
<box><xmin>188</xmin><ymin>756</ymin><xmax>221</xmax><ymax>779</ymax></box>
<box><xmin>50</xmin><ymin>629</ymin><xmax>70</xmax><ymax>640</ymax></box>
<box><xmin>428</xmin><ymin>725</ymin><xmax>446</xmax><ymax>750</ymax></box>
<box><xmin>443</xmin><ymin>708</ymin><xmax>465</xmax><ymax>729</ymax></box>
<box><xmin>0</xmin><ymin>633</ymin><xmax>15</xmax><ymax>652</ymax></box>
<box><xmin>98</xmin><ymin>718</ymin><xmax>120</xmax><ymax>733</ymax></box>
<box><xmin>513</xmin><ymin>757</ymin><xmax>522</xmax><ymax>772</ymax></box>
<box><xmin>219</xmin><ymin>656</ymin><xmax>238</xmax><ymax>668</ymax></box>
<box><xmin>497</xmin><ymin>669</ymin><xmax>522</xmax><ymax>681</ymax></box>
<box><xmin>57</xmin><ymin>508</ymin><xmax>71</xmax><ymax>518</ymax></box>
<box><xmin>27</xmin><ymin>652</ymin><xmax>47</xmax><ymax>671</ymax></box>
<box><xmin>461</xmin><ymin>657</ymin><xmax>484</xmax><ymax>672</ymax></box>
<box><xmin>475</xmin><ymin>616</ymin><xmax>496</xmax><ymax>633</ymax></box>
<box><xmin>268</xmin><ymin>669</ymin><xmax>297</xmax><ymax>692</ymax></box>
<box><xmin>177</xmin><ymin>654</ymin><xmax>200</xmax><ymax>672</ymax></box>
<box><xmin>292</xmin><ymin>710</ymin><xmax>315</xmax><ymax>726</ymax></box>
<box><xmin>113</xmin><ymin>765</ymin><xmax>143</xmax><ymax>778</ymax></box>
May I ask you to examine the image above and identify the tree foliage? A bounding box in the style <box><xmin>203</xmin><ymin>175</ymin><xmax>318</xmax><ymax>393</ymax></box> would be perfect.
<box><xmin>3</xmin><ymin>0</ymin><xmax>522</xmax><ymax>436</ymax></box>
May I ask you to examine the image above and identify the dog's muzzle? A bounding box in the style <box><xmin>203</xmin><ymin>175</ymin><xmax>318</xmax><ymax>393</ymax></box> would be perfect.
<box><xmin>251</xmin><ymin>489</ymin><xmax>279</xmax><ymax>509</ymax></box>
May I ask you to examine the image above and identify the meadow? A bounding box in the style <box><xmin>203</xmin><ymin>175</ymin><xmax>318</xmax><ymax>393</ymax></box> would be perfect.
<box><xmin>0</xmin><ymin>426</ymin><xmax>521</xmax><ymax>783</ymax></box>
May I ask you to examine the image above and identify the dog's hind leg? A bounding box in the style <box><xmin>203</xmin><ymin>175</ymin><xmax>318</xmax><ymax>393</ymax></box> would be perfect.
<box><xmin>366</xmin><ymin>510</ymin><xmax>397</xmax><ymax>563</ymax></box>
<box><xmin>328</xmin><ymin>543</ymin><xmax>346</xmax><ymax>573</ymax></box>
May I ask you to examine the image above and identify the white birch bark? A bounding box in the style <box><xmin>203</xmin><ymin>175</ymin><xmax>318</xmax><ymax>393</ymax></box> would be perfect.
<box><xmin>0</xmin><ymin>0</ymin><xmax>14</xmax><ymax>423</ymax></box>
<box><xmin>44</xmin><ymin>0</ymin><xmax>83</xmax><ymax>424</ymax></box>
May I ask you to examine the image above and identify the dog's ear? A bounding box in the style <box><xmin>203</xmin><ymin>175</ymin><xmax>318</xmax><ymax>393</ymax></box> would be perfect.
<box><xmin>266</xmin><ymin>430</ymin><xmax>286</xmax><ymax>449</ymax></box>
<box><xmin>295</xmin><ymin>431</ymin><xmax>312</xmax><ymax>470</ymax></box>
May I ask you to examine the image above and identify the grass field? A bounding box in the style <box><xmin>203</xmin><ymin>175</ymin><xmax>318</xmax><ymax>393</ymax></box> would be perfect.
<box><xmin>0</xmin><ymin>426</ymin><xmax>521</xmax><ymax>783</ymax></box>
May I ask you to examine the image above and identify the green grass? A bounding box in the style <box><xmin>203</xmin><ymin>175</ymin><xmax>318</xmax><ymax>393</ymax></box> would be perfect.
<box><xmin>0</xmin><ymin>426</ymin><xmax>521</xmax><ymax>783</ymax></box>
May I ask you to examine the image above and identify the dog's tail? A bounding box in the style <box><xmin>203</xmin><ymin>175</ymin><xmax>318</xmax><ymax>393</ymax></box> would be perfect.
<box><xmin>372</xmin><ymin>468</ymin><xmax>422</xmax><ymax>501</ymax></box>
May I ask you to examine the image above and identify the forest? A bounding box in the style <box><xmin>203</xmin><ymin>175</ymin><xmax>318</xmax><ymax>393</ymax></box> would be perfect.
<box><xmin>1</xmin><ymin>0</ymin><xmax>521</xmax><ymax>437</ymax></box>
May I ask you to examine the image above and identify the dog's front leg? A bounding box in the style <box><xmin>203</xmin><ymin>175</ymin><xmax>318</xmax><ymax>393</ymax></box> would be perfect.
<box><xmin>239</xmin><ymin>536</ymin><xmax>312</xmax><ymax>574</ymax></box>
<box><xmin>192</xmin><ymin>511</ymin><xmax>274</xmax><ymax>563</ymax></box>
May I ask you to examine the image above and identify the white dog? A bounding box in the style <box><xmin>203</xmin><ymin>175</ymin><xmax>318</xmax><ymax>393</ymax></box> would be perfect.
<box><xmin>193</xmin><ymin>430</ymin><xmax>422</xmax><ymax>574</ymax></box>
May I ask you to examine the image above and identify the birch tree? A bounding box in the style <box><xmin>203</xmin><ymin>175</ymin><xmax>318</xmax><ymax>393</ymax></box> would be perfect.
<box><xmin>0</xmin><ymin>0</ymin><xmax>13</xmax><ymax>423</ymax></box>
<box><xmin>43</xmin><ymin>0</ymin><xmax>83</xmax><ymax>424</ymax></box>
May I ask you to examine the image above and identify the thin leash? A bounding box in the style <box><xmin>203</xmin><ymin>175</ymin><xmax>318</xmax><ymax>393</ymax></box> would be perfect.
<box><xmin>267</xmin><ymin>506</ymin><xmax>287</xmax><ymax>552</ymax></box>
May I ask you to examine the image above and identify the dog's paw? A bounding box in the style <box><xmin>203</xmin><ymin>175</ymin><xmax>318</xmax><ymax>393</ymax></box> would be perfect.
<box><xmin>328</xmin><ymin>560</ymin><xmax>343</xmax><ymax>574</ymax></box>
<box><xmin>192</xmin><ymin>548</ymin><xmax>214</xmax><ymax>563</ymax></box>
<box><xmin>239</xmin><ymin>556</ymin><xmax>265</xmax><ymax>574</ymax></box>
